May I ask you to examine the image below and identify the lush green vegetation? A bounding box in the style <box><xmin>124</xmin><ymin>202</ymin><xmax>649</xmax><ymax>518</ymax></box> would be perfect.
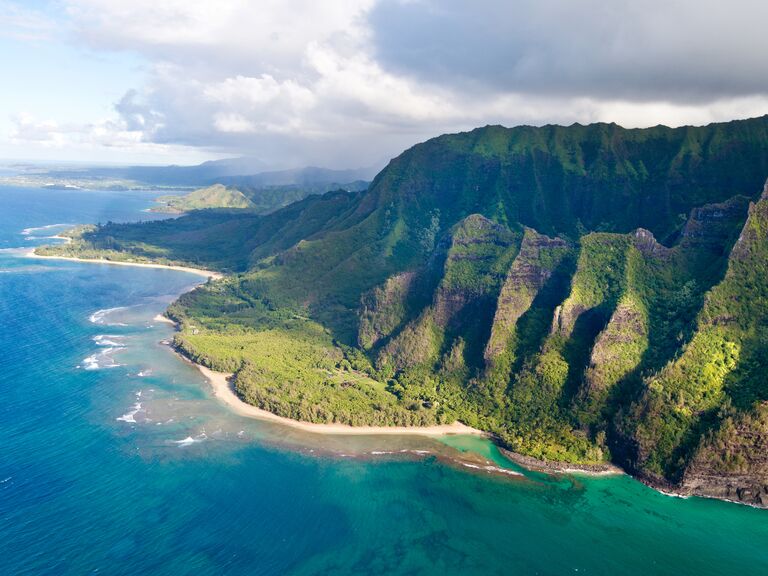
<box><xmin>153</xmin><ymin>184</ymin><xmax>254</xmax><ymax>213</ymax></box>
<box><xmin>40</xmin><ymin>117</ymin><xmax>768</xmax><ymax>491</ymax></box>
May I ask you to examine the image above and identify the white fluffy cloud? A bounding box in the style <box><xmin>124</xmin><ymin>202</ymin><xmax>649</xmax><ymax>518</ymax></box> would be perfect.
<box><xmin>7</xmin><ymin>0</ymin><xmax>768</xmax><ymax>167</ymax></box>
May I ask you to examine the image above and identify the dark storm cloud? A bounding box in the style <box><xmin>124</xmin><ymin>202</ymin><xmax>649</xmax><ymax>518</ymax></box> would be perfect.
<box><xmin>369</xmin><ymin>0</ymin><xmax>768</xmax><ymax>102</ymax></box>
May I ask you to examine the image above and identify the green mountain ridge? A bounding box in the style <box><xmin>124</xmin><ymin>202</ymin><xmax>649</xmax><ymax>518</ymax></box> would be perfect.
<box><xmin>41</xmin><ymin>115</ymin><xmax>768</xmax><ymax>506</ymax></box>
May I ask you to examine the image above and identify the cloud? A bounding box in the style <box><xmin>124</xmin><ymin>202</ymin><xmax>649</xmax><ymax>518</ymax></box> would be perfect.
<box><xmin>7</xmin><ymin>110</ymin><xmax>216</xmax><ymax>164</ymax></box>
<box><xmin>0</xmin><ymin>1</ymin><xmax>56</xmax><ymax>41</ymax></box>
<box><xmin>9</xmin><ymin>113</ymin><xmax>66</xmax><ymax>144</ymax></box>
<box><xmin>114</xmin><ymin>89</ymin><xmax>164</xmax><ymax>132</ymax></box>
<box><xmin>9</xmin><ymin>0</ymin><xmax>768</xmax><ymax>167</ymax></box>
<box><xmin>369</xmin><ymin>0</ymin><xmax>768</xmax><ymax>103</ymax></box>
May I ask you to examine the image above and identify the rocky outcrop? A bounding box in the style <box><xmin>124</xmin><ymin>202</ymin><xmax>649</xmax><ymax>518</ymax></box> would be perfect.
<box><xmin>484</xmin><ymin>228</ymin><xmax>569</xmax><ymax>365</ymax></box>
<box><xmin>681</xmin><ymin>403</ymin><xmax>768</xmax><ymax>507</ymax></box>
<box><xmin>679</xmin><ymin>195</ymin><xmax>751</xmax><ymax>251</ymax></box>
<box><xmin>632</xmin><ymin>228</ymin><xmax>670</xmax><ymax>259</ymax></box>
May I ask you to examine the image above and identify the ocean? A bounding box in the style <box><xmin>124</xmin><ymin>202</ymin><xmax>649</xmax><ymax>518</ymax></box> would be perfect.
<box><xmin>1</xmin><ymin>184</ymin><xmax>766</xmax><ymax>575</ymax></box>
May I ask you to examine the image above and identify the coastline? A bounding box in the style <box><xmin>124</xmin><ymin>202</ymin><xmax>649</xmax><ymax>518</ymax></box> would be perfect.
<box><xmin>31</xmin><ymin>249</ymin><xmax>747</xmax><ymax>497</ymax></box>
<box><xmin>28</xmin><ymin>248</ymin><xmax>479</xmax><ymax>437</ymax></box>
<box><xmin>195</xmin><ymin>363</ymin><xmax>487</xmax><ymax>437</ymax></box>
<box><xmin>499</xmin><ymin>447</ymin><xmax>624</xmax><ymax>476</ymax></box>
<box><xmin>27</xmin><ymin>250</ymin><xmax>224</xmax><ymax>280</ymax></box>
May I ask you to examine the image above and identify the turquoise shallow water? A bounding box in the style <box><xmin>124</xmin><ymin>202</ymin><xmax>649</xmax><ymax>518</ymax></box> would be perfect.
<box><xmin>1</xmin><ymin>185</ymin><xmax>767</xmax><ymax>575</ymax></box>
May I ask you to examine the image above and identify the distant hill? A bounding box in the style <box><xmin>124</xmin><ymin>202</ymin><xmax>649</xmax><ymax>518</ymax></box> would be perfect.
<box><xmin>152</xmin><ymin>179</ymin><xmax>370</xmax><ymax>215</ymax></box>
<box><xmin>35</xmin><ymin>160</ymin><xmax>380</xmax><ymax>188</ymax></box>
<box><xmin>221</xmin><ymin>166</ymin><xmax>380</xmax><ymax>188</ymax></box>
<box><xmin>152</xmin><ymin>184</ymin><xmax>254</xmax><ymax>213</ymax></box>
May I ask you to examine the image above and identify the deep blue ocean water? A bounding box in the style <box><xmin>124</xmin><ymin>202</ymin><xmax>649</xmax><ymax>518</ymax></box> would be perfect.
<box><xmin>1</xmin><ymin>184</ymin><xmax>767</xmax><ymax>575</ymax></box>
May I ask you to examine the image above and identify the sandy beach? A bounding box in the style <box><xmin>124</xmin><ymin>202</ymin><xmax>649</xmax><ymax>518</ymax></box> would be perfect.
<box><xmin>195</xmin><ymin>364</ymin><xmax>486</xmax><ymax>437</ymax></box>
<box><xmin>28</xmin><ymin>250</ymin><xmax>224</xmax><ymax>280</ymax></box>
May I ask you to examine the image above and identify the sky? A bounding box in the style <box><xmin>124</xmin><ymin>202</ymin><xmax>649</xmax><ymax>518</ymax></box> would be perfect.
<box><xmin>1</xmin><ymin>0</ymin><xmax>767</xmax><ymax>168</ymax></box>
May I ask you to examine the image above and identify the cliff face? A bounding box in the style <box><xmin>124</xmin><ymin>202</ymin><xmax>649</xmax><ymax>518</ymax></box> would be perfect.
<box><xmin>484</xmin><ymin>228</ymin><xmax>571</xmax><ymax>368</ymax></box>
<box><xmin>625</xmin><ymin>188</ymin><xmax>768</xmax><ymax>496</ymax></box>
<box><xmin>682</xmin><ymin>403</ymin><xmax>768</xmax><ymax>506</ymax></box>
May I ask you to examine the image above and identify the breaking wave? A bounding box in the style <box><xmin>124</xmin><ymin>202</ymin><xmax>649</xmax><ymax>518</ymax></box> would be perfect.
<box><xmin>88</xmin><ymin>307</ymin><xmax>129</xmax><ymax>326</ymax></box>
<box><xmin>116</xmin><ymin>391</ymin><xmax>144</xmax><ymax>423</ymax></box>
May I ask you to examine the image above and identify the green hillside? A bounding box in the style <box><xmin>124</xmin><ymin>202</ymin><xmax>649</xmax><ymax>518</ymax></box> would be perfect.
<box><xmin>153</xmin><ymin>184</ymin><xmax>254</xmax><ymax>213</ymax></box>
<box><xmin>40</xmin><ymin>116</ymin><xmax>768</xmax><ymax>506</ymax></box>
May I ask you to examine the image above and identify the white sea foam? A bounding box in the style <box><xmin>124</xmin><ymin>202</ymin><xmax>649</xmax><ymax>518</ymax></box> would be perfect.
<box><xmin>89</xmin><ymin>307</ymin><xmax>129</xmax><ymax>325</ymax></box>
<box><xmin>136</xmin><ymin>369</ymin><xmax>152</xmax><ymax>377</ymax></box>
<box><xmin>172</xmin><ymin>432</ymin><xmax>207</xmax><ymax>447</ymax></box>
<box><xmin>116</xmin><ymin>391</ymin><xmax>145</xmax><ymax>423</ymax></box>
<box><xmin>21</xmin><ymin>223</ymin><xmax>72</xmax><ymax>236</ymax></box>
<box><xmin>460</xmin><ymin>463</ymin><xmax>522</xmax><ymax>476</ymax></box>
<box><xmin>116</xmin><ymin>402</ymin><xmax>142</xmax><ymax>423</ymax></box>
<box><xmin>93</xmin><ymin>334</ymin><xmax>126</xmax><ymax>347</ymax></box>
<box><xmin>82</xmin><ymin>347</ymin><xmax>125</xmax><ymax>370</ymax></box>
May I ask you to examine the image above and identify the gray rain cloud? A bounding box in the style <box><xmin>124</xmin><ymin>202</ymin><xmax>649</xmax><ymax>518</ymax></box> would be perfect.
<box><xmin>370</xmin><ymin>0</ymin><xmax>768</xmax><ymax>103</ymax></box>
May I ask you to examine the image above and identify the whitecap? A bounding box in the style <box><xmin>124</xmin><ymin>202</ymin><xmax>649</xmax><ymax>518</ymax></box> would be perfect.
<box><xmin>116</xmin><ymin>402</ymin><xmax>142</xmax><ymax>423</ymax></box>
<box><xmin>172</xmin><ymin>432</ymin><xmax>207</xmax><ymax>447</ymax></box>
<box><xmin>82</xmin><ymin>347</ymin><xmax>125</xmax><ymax>370</ymax></box>
<box><xmin>21</xmin><ymin>223</ymin><xmax>72</xmax><ymax>236</ymax></box>
<box><xmin>174</xmin><ymin>436</ymin><xmax>196</xmax><ymax>446</ymax></box>
<box><xmin>89</xmin><ymin>307</ymin><xmax>129</xmax><ymax>325</ymax></box>
<box><xmin>93</xmin><ymin>334</ymin><xmax>126</xmax><ymax>347</ymax></box>
<box><xmin>83</xmin><ymin>354</ymin><xmax>99</xmax><ymax>371</ymax></box>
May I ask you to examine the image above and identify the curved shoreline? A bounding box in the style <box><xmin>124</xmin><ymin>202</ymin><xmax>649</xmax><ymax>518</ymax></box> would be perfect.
<box><xmin>27</xmin><ymin>250</ymin><xmax>224</xmax><ymax>280</ymax></box>
<box><xmin>195</xmin><ymin>363</ymin><xmax>487</xmax><ymax>437</ymax></box>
